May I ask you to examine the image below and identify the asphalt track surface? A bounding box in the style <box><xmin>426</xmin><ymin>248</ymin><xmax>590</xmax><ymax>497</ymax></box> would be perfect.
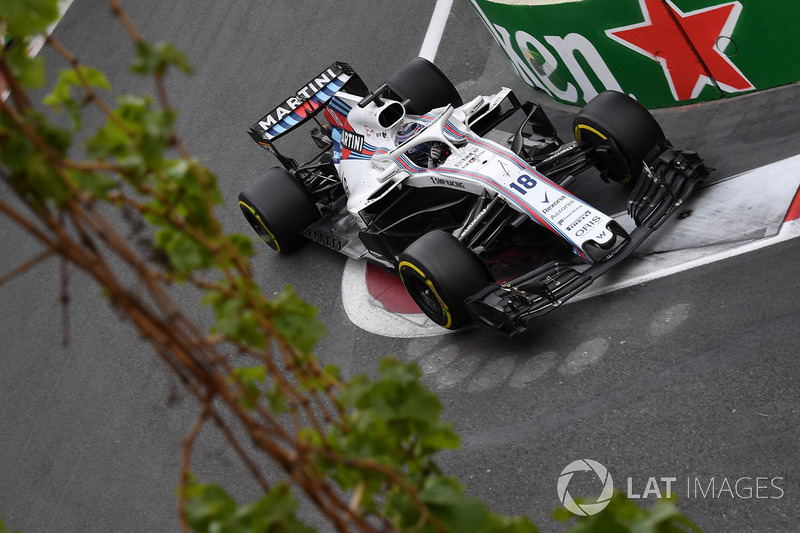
<box><xmin>1</xmin><ymin>1</ymin><xmax>799</xmax><ymax>531</ymax></box>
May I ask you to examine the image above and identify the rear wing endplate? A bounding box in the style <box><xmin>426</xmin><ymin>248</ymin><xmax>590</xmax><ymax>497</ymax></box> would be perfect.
<box><xmin>248</xmin><ymin>61</ymin><xmax>357</xmax><ymax>145</ymax></box>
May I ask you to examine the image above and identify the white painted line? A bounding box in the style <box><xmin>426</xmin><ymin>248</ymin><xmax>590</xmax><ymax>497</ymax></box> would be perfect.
<box><xmin>573</xmin><ymin>218</ymin><xmax>800</xmax><ymax>303</ymax></box>
<box><xmin>574</xmin><ymin>153</ymin><xmax>800</xmax><ymax>301</ymax></box>
<box><xmin>419</xmin><ymin>0</ymin><xmax>454</xmax><ymax>61</ymax></box>
<box><xmin>28</xmin><ymin>0</ymin><xmax>76</xmax><ymax>56</ymax></box>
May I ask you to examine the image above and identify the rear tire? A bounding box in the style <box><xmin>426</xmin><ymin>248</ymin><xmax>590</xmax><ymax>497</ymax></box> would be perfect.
<box><xmin>238</xmin><ymin>167</ymin><xmax>320</xmax><ymax>253</ymax></box>
<box><xmin>398</xmin><ymin>230</ymin><xmax>490</xmax><ymax>330</ymax></box>
<box><xmin>573</xmin><ymin>91</ymin><xmax>666</xmax><ymax>186</ymax></box>
<box><xmin>385</xmin><ymin>57</ymin><xmax>462</xmax><ymax>115</ymax></box>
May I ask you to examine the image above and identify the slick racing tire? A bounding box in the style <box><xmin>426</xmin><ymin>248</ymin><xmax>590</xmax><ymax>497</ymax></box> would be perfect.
<box><xmin>386</xmin><ymin>57</ymin><xmax>463</xmax><ymax>115</ymax></box>
<box><xmin>573</xmin><ymin>90</ymin><xmax>666</xmax><ymax>186</ymax></box>
<box><xmin>238</xmin><ymin>167</ymin><xmax>320</xmax><ymax>253</ymax></box>
<box><xmin>398</xmin><ymin>230</ymin><xmax>491</xmax><ymax>330</ymax></box>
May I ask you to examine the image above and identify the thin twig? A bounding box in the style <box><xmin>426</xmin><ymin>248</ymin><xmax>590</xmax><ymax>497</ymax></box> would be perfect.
<box><xmin>178</xmin><ymin>401</ymin><xmax>210</xmax><ymax>533</ymax></box>
<box><xmin>0</xmin><ymin>249</ymin><xmax>56</xmax><ymax>288</ymax></box>
<box><xmin>45</xmin><ymin>34</ymin><xmax>131</xmax><ymax>135</ymax></box>
<box><xmin>60</xmin><ymin>250</ymin><xmax>70</xmax><ymax>346</ymax></box>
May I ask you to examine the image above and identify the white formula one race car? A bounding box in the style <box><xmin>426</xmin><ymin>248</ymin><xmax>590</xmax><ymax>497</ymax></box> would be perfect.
<box><xmin>239</xmin><ymin>58</ymin><xmax>710</xmax><ymax>335</ymax></box>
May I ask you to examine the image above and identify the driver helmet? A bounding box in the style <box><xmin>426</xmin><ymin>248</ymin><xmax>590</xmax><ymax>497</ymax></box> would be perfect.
<box><xmin>396</xmin><ymin>121</ymin><xmax>432</xmax><ymax>165</ymax></box>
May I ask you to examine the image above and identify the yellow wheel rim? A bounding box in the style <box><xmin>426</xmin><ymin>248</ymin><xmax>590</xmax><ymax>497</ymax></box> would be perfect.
<box><xmin>398</xmin><ymin>260</ymin><xmax>452</xmax><ymax>329</ymax></box>
<box><xmin>239</xmin><ymin>200</ymin><xmax>281</xmax><ymax>252</ymax></box>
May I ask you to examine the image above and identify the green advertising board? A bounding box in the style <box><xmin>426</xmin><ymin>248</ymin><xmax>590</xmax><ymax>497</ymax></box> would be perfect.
<box><xmin>470</xmin><ymin>0</ymin><xmax>800</xmax><ymax>107</ymax></box>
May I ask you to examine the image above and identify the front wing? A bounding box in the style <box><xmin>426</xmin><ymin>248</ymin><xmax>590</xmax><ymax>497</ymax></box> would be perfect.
<box><xmin>466</xmin><ymin>147</ymin><xmax>710</xmax><ymax>335</ymax></box>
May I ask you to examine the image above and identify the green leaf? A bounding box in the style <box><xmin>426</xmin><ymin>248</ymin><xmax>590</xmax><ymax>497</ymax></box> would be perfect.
<box><xmin>156</xmin><ymin>159</ymin><xmax>222</xmax><ymax>231</ymax></box>
<box><xmin>0</xmin><ymin>110</ymin><xmax>72</xmax><ymax>206</ymax></box>
<box><xmin>419</xmin><ymin>476</ymin><xmax>463</xmax><ymax>506</ymax></box>
<box><xmin>229</xmin><ymin>233</ymin><xmax>254</xmax><ymax>260</ymax></box>
<box><xmin>551</xmin><ymin>506</ymin><xmax>573</xmax><ymax>523</ymax></box>
<box><xmin>86</xmin><ymin>95</ymin><xmax>174</xmax><ymax>175</ymax></box>
<box><xmin>562</xmin><ymin>492</ymin><xmax>701</xmax><ymax>533</ymax></box>
<box><xmin>417</xmin><ymin>425</ymin><xmax>460</xmax><ymax>454</ymax></box>
<box><xmin>184</xmin><ymin>482</ymin><xmax>237</xmax><ymax>532</ymax></box>
<box><xmin>629</xmin><ymin>500</ymin><xmax>702</xmax><ymax>533</ymax></box>
<box><xmin>230</xmin><ymin>483</ymin><xmax>314</xmax><ymax>533</ymax></box>
<box><xmin>155</xmin><ymin>226</ymin><xmax>215</xmax><ymax>277</ymax></box>
<box><xmin>265</xmin><ymin>384</ymin><xmax>288</xmax><ymax>414</ymax></box>
<box><xmin>229</xmin><ymin>365</ymin><xmax>266</xmax><ymax>386</ymax></box>
<box><xmin>5</xmin><ymin>44</ymin><xmax>46</xmax><ymax>89</ymax></box>
<box><xmin>44</xmin><ymin>66</ymin><xmax>110</xmax><ymax>108</ymax></box>
<box><xmin>325</xmin><ymin>357</ymin><xmax>462</xmax><ymax>506</ymax></box>
<box><xmin>131</xmin><ymin>41</ymin><xmax>193</xmax><ymax>77</ymax></box>
<box><xmin>202</xmin><ymin>278</ymin><xmax>268</xmax><ymax>349</ymax></box>
<box><xmin>68</xmin><ymin>169</ymin><xmax>117</xmax><ymax>198</ymax></box>
<box><xmin>0</xmin><ymin>0</ymin><xmax>60</xmax><ymax>37</ymax></box>
<box><xmin>388</xmin><ymin>481</ymin><xmax>537</xmax><ymax>533</ymax></box>
<box><xmin>228</xmin><ymin>365</ymin><xmax>266</xmax><ymax>411</ymax></box>
<box><xmin>185</xmin><ymin>481</ymin><xmax>313</xmax><ymax>533</ymax></box>
<box><xmin>386</xmin><ymin>488</ymin><xmax>419</xmax><ymax>529</ymax></box>
<box><xmin>64</xmin><ymin>99</ymin><xmax>82</xmax><ymax>130</ymax></box>
<box><xmin>270</xmin><ymin>286</ymin><xmax>326</xmax><ymax>356</ymax></box>
<box><xmin>44</xmin><ymin>65</ymin><xmax>110</xmax><ymax>129</ymax></box>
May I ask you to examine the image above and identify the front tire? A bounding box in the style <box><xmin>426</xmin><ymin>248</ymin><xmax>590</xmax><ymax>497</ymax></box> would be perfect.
<box><xmin>398</xmin><ymin>231</ymin><xmax>491</xmax><ymax>330</ymax></box>
<box><xmin>238</xmin><ymin>167</ymin><xmax>320</xmax><ymax>253</ymax></box>
<box><xmin>573</xmin><ymin>91</ymin><xmax>666</xmax><ymax>186</ymax></box>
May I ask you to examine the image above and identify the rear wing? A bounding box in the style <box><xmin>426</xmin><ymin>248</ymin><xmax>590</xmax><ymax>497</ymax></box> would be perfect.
<box><xmin>248</xmin><ymin>61</ymin><xmax>365</xmax><ymax>147</ymax></box>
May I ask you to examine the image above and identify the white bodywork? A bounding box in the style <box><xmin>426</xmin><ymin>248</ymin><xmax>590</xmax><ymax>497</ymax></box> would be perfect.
<box><xmin>334</xmin><ymin>90</ymin><xmax>616</xmax><ymax>261</ymax></box>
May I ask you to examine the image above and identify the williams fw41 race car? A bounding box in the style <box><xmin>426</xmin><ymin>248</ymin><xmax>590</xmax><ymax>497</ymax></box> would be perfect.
<box><xmin>239</xmin><ymin>59</ymin><xmax>710</xmax><ymax>335</ymax></box>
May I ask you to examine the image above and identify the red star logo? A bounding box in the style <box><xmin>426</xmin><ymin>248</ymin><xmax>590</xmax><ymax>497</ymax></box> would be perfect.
<box><xmin>607</xmin><ymin>0</ymin><xmax>754</xmax><ymax>101</ymax></box>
